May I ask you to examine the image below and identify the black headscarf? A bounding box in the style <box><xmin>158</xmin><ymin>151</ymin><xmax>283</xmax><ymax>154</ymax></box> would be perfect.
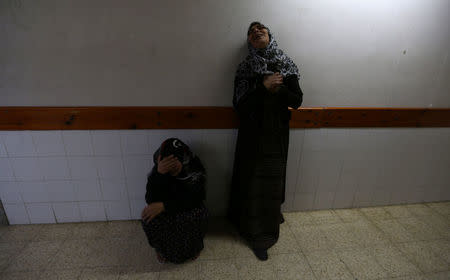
<box><xmin>153</xmin><ymin>138</ymin><xmax>205</xmax><ymax>186</ymax></box>
<box><xmin>233</xmin><ymin>22</ymin><xmax>300</xmax><ymax>108</ymax></box>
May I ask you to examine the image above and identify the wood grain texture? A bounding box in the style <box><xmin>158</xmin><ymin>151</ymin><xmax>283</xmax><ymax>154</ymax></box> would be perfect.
<box><xmin>322</xmin><ymin>108</ymin><xmax>450</xmax><ymax>127</ymax></box>
<box><xmin>0</xmin><ymin>107</ymin><xmax>449</xmax><ymax>130</ymax></box>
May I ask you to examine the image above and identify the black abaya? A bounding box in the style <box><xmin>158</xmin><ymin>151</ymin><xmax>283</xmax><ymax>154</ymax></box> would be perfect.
<box><xmin>228</xmin><ymin>75</ymin><xmax>303</xmax><ymax>249</ymax></box>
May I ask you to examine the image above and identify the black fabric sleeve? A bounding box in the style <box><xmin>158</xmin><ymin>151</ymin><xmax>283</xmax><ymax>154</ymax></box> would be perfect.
<box><xmin>163</xmin><ymin>174</ymin><xmax>206</xmax><ymax>213</ymax></box>
<box><xmin>163</xmin><ymin>157</ymin><xmax>207</xmax><ymax>213</ymax></box>
<box><xmin>277</xmin><ymin>75</ymin><xmax>303</xmax><ymax>108</ymax></box>
<box><xmin>144</xmin><ymin>167</ymin><xmax>171</xmax><ymax>204</ymax></box>
<box><xmin>233</xmin><ymin>77</ymin><xmax>267</xmax><ymax>118</ymax></box>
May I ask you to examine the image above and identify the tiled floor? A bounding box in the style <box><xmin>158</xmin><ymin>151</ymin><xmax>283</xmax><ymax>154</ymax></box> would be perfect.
<box><xmin>0</xmin><ymin>202</ymin><xmax>448</xmax><ymax>280</ymax></box>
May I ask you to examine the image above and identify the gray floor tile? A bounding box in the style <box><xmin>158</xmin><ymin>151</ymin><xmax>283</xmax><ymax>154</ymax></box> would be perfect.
<box><xmin>158</xmin><ymin>261</ymin><xmax>199</xmax><ymax>280</ymax></box>
<box><xmin>79</xmin><ymin>266</ymin><xmax>121</xmax><ymax>280</ymax></box>
<box><xmin>337</xmin><ymin>247</ymin><xmax>389</xmax><ymax>280</ymax></box>
<box><xmin>381</xmin><ymin>274</ymin><xmax>426</xmax><ymax>280</ymax></box>
<box><xmin>119</xmin><ymin>271</ymin><xmax>159</xmax><ymax>280</ymax></box>
<box><xmin>383</xmin><ymin>205</ymin><xmax>414</xmax><ymax>219</ymax></box>
<box><xmin>423</xmin><ymin>271</ymin><xmax>450</xmax><ymax>280</ymax></box>
<box><xmin>397</xmin><ymin>241</ymin><xmax>448</xmax><ymax>273</ymax></box>
<box><xmin>197</xmin><ymin>234</ymin><xmax>236</xmax><ymax>261</ymax></box>
<box><xmin>309</xmin><ymin>210</ymin><xmax>342</xmax><ymax>225</ymax></box>
<box><xmin>0</xmin><ymin>224</ymin><xmax>43</xmax><ymax>242</ymax></box>
<box><xmin>0</xmin><ymin>242</ymin><xmax>28</xmax><ymax>272</ymax></box>
<box><xmin>398</xmin><ymin>217</ymin><xmax>444</xmax><ymax>241</ymax></box>
<box><xmin>198</xmin><ymin>259</ymin><xmax>238</xmax><ymax>280</ymax></box>
<box><xmin>305</xmin><ymin>250</ymin><xmax>354</xmax><ymax>280</ymax></box>
<box><xmin>369</xmin><ymin>244</ymin><xmax>421</xmax><ymax>278</ymax></box>
<box><xmin>372</xmin><ymin>219</ymin><xmax>416</xmax><ymax>243</ymax></box>
<box><xmin>233</xmin><ymin>237</ymin><xmax>254</xmax><ymax>258</ymax></box>
<box><xmin>234</xmin><ymin>257</ymin><xmax>277</xmax><ymax>280</ymax></box>
<box><xmin>38</xmin><ymin>269</ymin><xmax>83</xmax><ymax>280</ymax></box>
<box><xmin>291</xmin><ymin>224</ymin><xmax>335</xmax><ymax>253</ymax></box>
<box><xmin>6</xmin><ymin>241</ymin><xmax>63</xmax><ymax>272</ymax></box>
<box><xmin>270</xmin><ymin>224</ymin><xmax>302</xmax><ymax>254</ymax></box>
<box><xmin>406</xmin><ymin>204</ymin><xmax>436</xmax><ymax>217</ymax></box>
<box><xmin>334</xmin><ymin>208</ymin><xmax>367</xmax><ymax>222</ymax></box>
<box><xmin>359</xmin><ymin>207</ymin><xmax>394</xmax><ymax>220</ymax></box>
<box><xmin>0</xmin><ymin>271</ymin><xmax>43</xmax><ymax>280</ymax></box>
<box><xmin>48</xmin><ymin>239</ymin><xmax>97</xmax><ymax>269</ymax></box>
<box><xmin>319</xmin><ymin>223</ymin><xmax>362</xmax><ymax>250</ymax></box>
<box><xmin>271</xmin><ymin>253</ymin><xmax>316</xmax><ymax>280</ymax></box>
<box><xmin>426</xmin><ymin>239</ymin><xmax>450</xmax><ymax>265</ymax></box>
<box><xmin>35</xmin><ymin>224</ymin><xmax>76</xmax><ymax>242</ymax></box>
<box><xmin>69</xmin><ymin>222</ymin><xmax>110</xmax><ymax>239</ymax></box>
<box><xmin>349</xmin><ymin>220</ymin><xmax>391</xmax><ymax>247</ymax></box>
<box><xmin>119</xmin><ymin>266</ymin><xmax>162</xmax><ymax>279</ymax></box>
<box><xmin>426</xmin><ymin>202</ymin><xmax>450</xmax><ymax>216</ymax></box>
<box><xmin>416</xmin><ymin>214</ymin><xmax>450</xmax><ymax>239</ymax></box>
<box><xmin>284</xmin><ymin>211</ymin><xmax>316</xmax><ymax>229</ymax></box>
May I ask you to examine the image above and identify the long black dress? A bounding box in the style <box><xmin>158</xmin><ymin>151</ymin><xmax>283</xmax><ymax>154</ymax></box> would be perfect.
<box><xmin>228</xmin><ymin>74</ymin><xmax>303</xmax><ymax>250</ymax></box>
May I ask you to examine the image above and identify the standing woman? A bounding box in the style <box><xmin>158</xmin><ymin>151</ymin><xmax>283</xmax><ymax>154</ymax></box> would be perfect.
<box><xmin>228</xmin><ymin>22</ymin><xmax>303</xmax><ymax>261</ymax></box>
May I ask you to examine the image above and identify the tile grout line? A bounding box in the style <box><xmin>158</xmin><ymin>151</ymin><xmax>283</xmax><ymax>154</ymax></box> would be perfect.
<box><xmin>0</xmin><ymin>131</ymin><xmax>11</xmax><ymax>157</ymax></box>
<box><xmin>90</xmin><ymin>130</ymin><xmax>109</xmax><ymax>222</ymax></box>
<box><xmin>283</xmin><ymin>213</ymin><xmax>320</xmax><ymax>280</ymax></box>
<box><xmin>119</xmin><ymin>130</ymin><xmax>133</xmax><ymax>221</ymax></box>
<box><xmin>291</xmin><ymin>129</ymin><xmax>307</xmax><ymax>211</ymax></box>
<box><xmin>330</xmin><ymin>161</ymin><xmax>345</xmax><ymax>209</ymax></box>
<box><xmin>18</xmin><ymin>132</ymin><xmax>34</xmax><ymax>225</ymax></box>
<box><xmin>0</xmin><ymin>132</ymin><xmax>13</xmax><ymax>224</ymax></box>
<box><xmin>59</xmin><ymin>130</ymin><xmax>82</xmax><ymax>223</ymax></box>
<box><xmin>310</xmin><ymin>210</ymin><xmax>361</xmax><ymax>280</ymax></box>
<box><xmin>317</xmin><ymin>209</ymin><xmax>391</xmax><ymax>277</ymax></box>
<box><xmin>29</xmin><ymin>131</ymin><xmax>50</xmax><ymax>225</ymax></box>
<box><xmin>357</xmin><ymin>207</ymin><xmax>426</xmax><ymax>277</ymax></box>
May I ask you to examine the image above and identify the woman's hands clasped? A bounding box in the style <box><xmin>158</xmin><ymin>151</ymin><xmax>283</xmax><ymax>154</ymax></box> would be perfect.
<box><xmin>263</xmin><ymin>72</ymin><xmax>283</xmax><ymax>93</ymax></box>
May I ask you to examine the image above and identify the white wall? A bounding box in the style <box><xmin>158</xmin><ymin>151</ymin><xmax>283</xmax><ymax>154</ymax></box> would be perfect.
<box><xmin>1</xmin><ymin>128</ymin><xmax>449</xmax><ymax>224</ymax></box>
<box><xmin>1</xmin><ymin>0</ymin><xmax>449</xmax><ymax>107</ymax></box>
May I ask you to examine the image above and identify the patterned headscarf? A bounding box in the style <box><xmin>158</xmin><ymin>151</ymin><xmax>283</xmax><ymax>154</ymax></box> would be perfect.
<box><xmin>153</xmin><ymin>138</ymin><xmax>205</xmax><ymax>186</ymax></box>
<box><xmin>233</xmin><ymin>22</ymin><xmax>300</xmax><ymax>108</ymax></box>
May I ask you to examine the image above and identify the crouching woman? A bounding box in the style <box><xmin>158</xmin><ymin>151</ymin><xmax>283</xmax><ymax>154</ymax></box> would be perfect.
<box><xmin>141</xmin><ymin>138</ymin><xmax>208</xmax><ymax>264</ymax></box>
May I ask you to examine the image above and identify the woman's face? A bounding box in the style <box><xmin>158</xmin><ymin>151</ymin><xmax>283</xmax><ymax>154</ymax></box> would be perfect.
<box><xmin>247</xmin><ymin>24</ymin><xmax>270</xmax><ymax>49</ymax></box>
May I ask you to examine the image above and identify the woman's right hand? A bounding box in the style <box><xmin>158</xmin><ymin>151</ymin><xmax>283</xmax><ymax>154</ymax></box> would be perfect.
<box><xmin>141</xmin><ymin>202</ymin><xmax>165</xmax><ymax>223</ymax></box>
<box><xmin>263</xmin><ymin>73</ymin><xmax>283</xmax><ymax>93</ymax></box>
<box><xmin>157</xmin><ymin>155</ymin><xmax>180</xmax><ymax>175</ymax></box>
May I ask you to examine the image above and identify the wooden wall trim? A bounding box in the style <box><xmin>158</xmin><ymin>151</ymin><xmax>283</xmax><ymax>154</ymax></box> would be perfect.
<box><xmin>0</xmin><ymin>107</ymin><xmax>449</xmax><ymax>130</ymax></box>
<box><xmin>321</xmin><ymin>108</ymin><xmax>450</xmax><ymax>127</ymax></box>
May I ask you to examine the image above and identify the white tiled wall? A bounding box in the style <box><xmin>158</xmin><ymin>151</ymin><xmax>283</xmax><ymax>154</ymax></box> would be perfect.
<box><xmin>0</xmin><ymin>128</ymin><xmax>449</xmax><ymax>224</ymax></box>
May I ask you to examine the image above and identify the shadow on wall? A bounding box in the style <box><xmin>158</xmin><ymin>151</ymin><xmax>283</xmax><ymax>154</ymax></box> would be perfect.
<box><xmin>0</xmin><ymin>0</ymin><xmax>29</xmax><ymax>31</ymax></box>
<box><xmin>230</xmin><ymin>42</ymin><xmax>249</xmax><ymax>77</ymax></box>
<box><xmin>200</xmin><ymin>136</ymin><xmax>236</xmax><ymax>217</ymax></box>
<box><xmin>0</xmin><ymin>200</ymin><xmax>9</xmax><ymax>225</ymax></box>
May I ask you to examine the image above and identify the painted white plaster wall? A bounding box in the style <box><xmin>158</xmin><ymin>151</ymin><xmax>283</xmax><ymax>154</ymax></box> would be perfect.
<box><xmin>1</xmin><ymin>0</ymin><xmax>449</xmax><ymax>107</ymax></box>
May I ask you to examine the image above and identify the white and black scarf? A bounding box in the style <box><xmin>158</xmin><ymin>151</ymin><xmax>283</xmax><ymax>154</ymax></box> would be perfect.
<box><xmin>153</xmin><ymin>138</ymin><xmax>206</xmax><ymax>186</ymax></box>
<box><xmin>233</xmin><ymin>26</ymin><xmax>299</xmax><ymax>108</ymax></box>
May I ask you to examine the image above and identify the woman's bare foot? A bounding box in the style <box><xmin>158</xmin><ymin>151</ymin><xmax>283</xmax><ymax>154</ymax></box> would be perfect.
<box><xmin>191</xmin><ymin>252</ymin><xmax>200</xmax><ymax>261</ymax></box>
<box><xmin>156</xmin><ymin>252</ymin><xmax>167</xmax><ymax>264</ymax></box>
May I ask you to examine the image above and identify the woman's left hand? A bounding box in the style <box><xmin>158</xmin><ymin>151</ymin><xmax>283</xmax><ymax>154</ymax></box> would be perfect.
<box><xmin>141</xmin><ymin>202</ymin><xmax>165</xmax><ymax>223</ymax></box>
